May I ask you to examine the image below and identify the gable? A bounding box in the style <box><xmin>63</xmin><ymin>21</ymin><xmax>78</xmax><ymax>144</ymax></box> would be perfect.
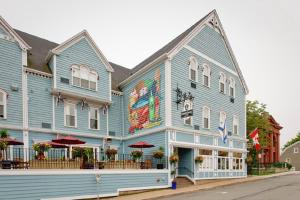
<box><xmin>187</xmin><ymin>25</ymin><xmax>236</xmax><ymax>72</ymax></box>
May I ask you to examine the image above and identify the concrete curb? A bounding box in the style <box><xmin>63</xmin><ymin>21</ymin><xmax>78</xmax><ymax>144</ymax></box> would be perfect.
<box><xmin>103</xmin><ymin>171</ymin><xmax>300</xmax><ymax>200</ymax></box>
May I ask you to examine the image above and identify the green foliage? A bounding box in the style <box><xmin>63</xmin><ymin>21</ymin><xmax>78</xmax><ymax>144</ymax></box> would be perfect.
<box><xmin>153</xmin><ymin>147</ymin><xmax>164</xmax><ymax>159</ymax></box>
<box><xmin>131</xmin><ymin>150</ymin><xmax>143</xmax><ymax>160</ymax></box>
<box><xmin>83</xmin><ymin>148</ymin><xmax>93</xmax><ymax>162</ymax></box>
<box><xmin>0</xmin><ymin>129</ymin><xmax>8</xmax><ymax>138</ymax></box>
<box><xmin>32</xmin><ymin>143</ymin><xmax>51</xmax><ymax>153</ymax></box>
<box><xmin>272</xmin><ymin>162</ymin><xmax>292</xmax><ymax>170</ymax></box>
<box><xmin>247</xmin><ymin>100</ymin><xmax>272</xmax><ymax>149</ymax></box>
<box><xmin>283</xmin><ymin>132</ymin><xmax>300</xmax><ymax>150</ymax></box>
<box><xmin>0</xmin><ymin>141</ymin><xmax>8</xmax><ymax>150</ymax></box>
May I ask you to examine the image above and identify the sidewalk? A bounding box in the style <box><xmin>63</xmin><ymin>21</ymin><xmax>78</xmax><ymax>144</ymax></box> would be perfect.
<box><xmin>103</xmin><ymin>171</ymin><xmax>300</xmax><ymax>200</ymax></box>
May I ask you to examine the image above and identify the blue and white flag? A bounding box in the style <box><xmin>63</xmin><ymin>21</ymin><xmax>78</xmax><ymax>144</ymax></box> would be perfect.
<box><xmin>218</xmin><ymin>119</ymin><xmax>228</xmax><ymax>144</ymax></box>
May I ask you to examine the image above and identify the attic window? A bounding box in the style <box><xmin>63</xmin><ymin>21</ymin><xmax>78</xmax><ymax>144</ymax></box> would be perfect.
<box><xmin>71</xmin><ymin>65</ymin><xmax>98</xmax><ymax>91</ymax></box>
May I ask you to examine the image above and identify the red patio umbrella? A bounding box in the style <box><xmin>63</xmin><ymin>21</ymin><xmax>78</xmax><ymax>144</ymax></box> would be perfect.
<box><xmin>128</xmin><ymin>141</ymin><xmax>155</xmax><ymax>149</ymax></box>
<box><xmin>38</xmin><ymin>141</ymin><xmax>68</xmax><ymax>148</ymax></box>
<box><xmin>0</xmin><ymin>137</ymin><xmax>23</xmax><ymax>145</ymax></box>
<box><xmin>52</xmin><ymin>136</ymin><xmax>85</xmax><ymax>145</ymax></box>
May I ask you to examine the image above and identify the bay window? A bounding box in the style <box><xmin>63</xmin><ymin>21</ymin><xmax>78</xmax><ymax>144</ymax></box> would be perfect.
<box><xmin>71</xmin><ymin>65</ymin><xmax>98</xmax><ymax>91</ymax></box>
<box><xmin>64</xmin><ymin>102</ymin><xmax>76</xmax><ymax>127</ymax></box>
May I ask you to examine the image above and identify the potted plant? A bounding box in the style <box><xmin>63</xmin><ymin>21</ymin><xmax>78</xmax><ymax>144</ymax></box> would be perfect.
<box><xmin>171</xmin><ymin>170</ymin><xmax>177</xmax><ymax>189</ymax></box>
<box><xmin>33</xmin><ymin>143</ymin><xmax>51</xmax><ymax>160</ymax></box>
<box><xmin>0</xmin><ymin>129</ymin><xmax>8</xmax><ymax>138</ymax></box>
<box><xmin>169</xmin><ymin>153</ymin><xmax>179</xmax><ymax>164</ymax></box>
<box><xmin>195</xmin><ymin>155</ymin><xmax>204</xmax><ymax>164</ymax></box>
<box><xmin>153</xmin><ymin>146</ymin><xmax>164</xmax><ymax>169</ymax></box>
<box><xmin>83</xmin><ymin>148</ymin><xmax>94</xmax><ymax>169</ymax></box>
<box><xmin>131</xmin><ymin>150</ymin><xmax>143</xmax><ymax>162</ymax></box>
<box><xmin>105</xmin><ymin>148</ymin><xmax>118</xmax><ymax>161</ymax></box>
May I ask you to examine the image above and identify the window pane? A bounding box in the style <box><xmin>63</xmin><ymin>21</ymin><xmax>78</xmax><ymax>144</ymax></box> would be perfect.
<box><xmin>234</xmin><ymin>125</ymin><xmax>238</xmax><ymax>134</ymax></box>
<box><xmin>204</xmin><ymin>118</ymin><xmax>209</xmax><ymax>128</ymax></box>
<box><xmin>220</xmin><ymin>83</ymin><xmax>225</xmax><ymax>93</ymax></box>
<box><xmin>80</xmin><ymin>67</ymin><xmax>89</xmax><ymax>80</ymax></box>
<box><xmin>73</xmin><ymin>77</ymin><xmax>80</xmax><ymax>86</ymax></box>
<box><xmin>185</xmin><ymin>117</ymin><xmax>191</xmax><ymax>125</ymax></box>
<box><xmin>230</xmin><ymin>87</ymin><xmax>234</xmax><ymax>97</ymax></box>
<box><xmin>90</xmin><ymin>72</ymin><xmax>97</xmax><ymax>82</ymax></box>
<box><xmin>0</xmin><ymin>105</ymin><xmax>3</xmax><ymax>118</ymax></box>
<box><xmin>190</xmin><ymin>69</ymin><xmax>196</xmax><ymax>81</ymax></box>
<box><xmin>81</xmin><ymin>79</ymin><xmax>89</xmax><ymax>89</ymax></box>
<box><xmin>90</xmin><ymin>81</ymin><xmax>96</xmax><ymax>90</ymax></box>
<box><xmin>90</xmin><ymin>119</ymin><xmax>98</xmax><ymax>129</ymax></box>
<box><xmin>66</xmin><ymin>115</ymin><xmax>75</xmax><ymax>127</ymax></box>
<box><xmin>204</xmin><ymin>75</ymin><xmax>209</xmax><ymax>86</ymax></box>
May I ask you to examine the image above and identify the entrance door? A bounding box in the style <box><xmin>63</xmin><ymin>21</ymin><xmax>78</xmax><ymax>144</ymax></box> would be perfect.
<box><xmin>177</xmin><ymin>147</ymin><xmax>193</xmax><ymax>178</ymax></box>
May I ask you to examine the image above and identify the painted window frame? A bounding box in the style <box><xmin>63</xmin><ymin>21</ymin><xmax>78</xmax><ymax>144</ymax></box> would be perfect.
<box><xmin>183</xmin><ymin>100</ymin><xmax>193</xmax><ymax>126</ymax></box>
<box><xmin>71</xmin><ymin>65</ymin><xmax>98</xmax><ymax>91</ymax></box>
<box><xmin>89</xmin><ymin>106</ymin><xmax>100</xmax><ymax>130</ymax></box>
<box><xmin>219</xmin><ymin>72</ymin><xmax>226</xmax><ymax>94</ymax></box>
<box><xmin>229</xmin><ymin>77</ymin><xmax>236</xmax><ymax>98</ymax></box>
<box><xmin>189</xmin><ymin>57</ymin><xmax>198</xmax><ymax>82</ymax></box>
<box><xmin>0</xmin><ymin>89</ymin><xmax>7</xmax><ymax>119</ymax></box>
<box><xmin>294</xmin><ymin>147</ymin><xmax>299</xmax><ymax>154</ymax></box>
<box><xmin>202</xmin><ymin>63</ymin><xmax>211</xmax><ymax>88</ymax></box>
<box><xmin>233</xmin><ymin>115</ymin><xmax>239</xmax><ymax>135</ymax></box>
<box><xmin>219</xmin><ymin>111</ymin><xmax>227</xmax><ymax>127</ymax></box>
<box><xmin>202</xmin><ymin>106</ymin><xmax>210</xmax><ymax>129</ymax></box>
<box><xmin>64</xmin><ymin>101</ymin><xmax>77</xmax><ymax>128</ymax></box>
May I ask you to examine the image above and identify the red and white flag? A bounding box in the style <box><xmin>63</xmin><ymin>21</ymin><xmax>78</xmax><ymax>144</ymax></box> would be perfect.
<box><xmin>249</xmin><ymin>128</ymin><xmax>261</xmax><ymax>151</ymax></box>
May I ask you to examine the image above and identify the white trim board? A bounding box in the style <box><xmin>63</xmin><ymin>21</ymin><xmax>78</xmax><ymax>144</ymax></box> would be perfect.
<box><xmin>184</xmin><ymin>45</ymin><xmax>238</xmax><ymax>76</ymax></box>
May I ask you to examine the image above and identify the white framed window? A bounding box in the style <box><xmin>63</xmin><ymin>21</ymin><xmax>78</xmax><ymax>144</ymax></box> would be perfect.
<box><xmin>202</xmin><ymin>106</ymin><xmax>210</xmax><ymax>129</ymax></box>
<box><xmin>233</xmin><ymin>115</ymin><xmax>239</xmax><ymax>135</ymax></box>
<box><xmin>189</xmin><ymin>57</ymin><xmax>198</xmax><ymax>82</ymax></box>
<box><xmin>219</xmin><ymin>72</ymin><xmax>226</xmax><ymax>94</ymax></box>
<box><xmin>219</xmin><ymin>111</ymin><xmax>227</xmax><ymax>127</ymax></box>
<box><xmin>294</xmin><ymin>147</ymin><xmax>299</xmax><ymax>154</ymax></box>
<box><xmin>64</xmin><ymin>102</ymin><xmax>77</xmax><ymax>127</ymax></box>
<box><xmin>89</xmin><ymin>107</ymin><xmax>99</xmax><ymax>130</ymax></box>
<box><xmin>198</xmin><ymin>149</ymin><xmax>214</xmax><ymax>171</ymax></box>
<box><xmin>229</xmin><ymin>77</ymin><xmax>235</xmax><ymax>98</ymax></box>
<box><xmin>202</xmin><ymin>64</ymin><xmax>211</xmax><ymax>87</ymax></box>
<box><xmin>71</xmin><ymin>65</ymin><xmax>98</xmax><ymax>91</ymax></box>
<box><xmin>0</xmin><ymin>89</ymin><xmax>7</xmax><ymax>119</ymax></box>
<box><xmin>183</xmin><ymin>100</ymin><xmax>193</xmax><ymax>126</ymax></box>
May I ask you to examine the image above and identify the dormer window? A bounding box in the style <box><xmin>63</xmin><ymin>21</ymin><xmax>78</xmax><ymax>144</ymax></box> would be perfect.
<box><xmin>202</xmin><ymin>64</ymin><xmax>211</xmax><ymax>87</ymax></box>
<box><xmin>71</xmin><ymin>65</ymin><xmax>98</xmax><ymax>91</ymax></box>
<box><xmin>0</xmin><ymin>89</ymin><xmax>7</xmax><ymax>119</ymax></box>
<box><xmin>229</xmin><ymin>77</ymin><xmax>235</xmax><ymax>98</ymax></box>
<box><xmin>219</xmin><ymin>72</ymin><xmax>226</xmax><ymax>94</ymax></box>
<box><xmin>189</xmin><ymin>57</ymin><xmax>198</xmax><ymax>82</ymax></box>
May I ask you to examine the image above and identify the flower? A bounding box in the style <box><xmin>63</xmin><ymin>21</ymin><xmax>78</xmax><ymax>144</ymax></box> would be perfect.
<box><xmin>131</xmin><ymin>150</ymin><xmax>143</xmax><ymax>160</ymax></box>
<box><xmin>169</xmin><ymin>154</ymin><xmax>179</xmax><ymax>164</ymax></box>
<box><xmin>195</xmin><ymin>155</ymin><xmax>204</xmax><ymax>163</ymax></box>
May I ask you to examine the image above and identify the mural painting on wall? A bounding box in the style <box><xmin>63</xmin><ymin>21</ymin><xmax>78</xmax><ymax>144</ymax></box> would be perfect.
<box><xmin>128</xmin><ymin>69</ymin><xmax>161</xmax><ymax>134</ymax></box>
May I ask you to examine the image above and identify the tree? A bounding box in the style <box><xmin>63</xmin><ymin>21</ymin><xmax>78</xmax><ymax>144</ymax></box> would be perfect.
<box><xmin>283</xmin><ymin>132</ymin><xmax>300</xmax><ymax>150</ymax></box>
<box><xmin>246</xmin><ymin>100</ymin><xmax>272</xmax><ymax>167</ymax></box>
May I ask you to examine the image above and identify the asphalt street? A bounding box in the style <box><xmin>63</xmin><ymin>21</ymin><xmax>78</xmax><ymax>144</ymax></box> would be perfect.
<box><xmin>157</xmin><ymin>174</ymin><xmax>300</xmax><ymax>200</ymax></box>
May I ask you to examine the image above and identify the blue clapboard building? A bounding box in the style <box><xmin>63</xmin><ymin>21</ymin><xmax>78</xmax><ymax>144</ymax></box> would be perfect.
<box><xmin>0</xmin><ymin>10</ymin><xmax>248</xmax><ymax>199</ymax></box>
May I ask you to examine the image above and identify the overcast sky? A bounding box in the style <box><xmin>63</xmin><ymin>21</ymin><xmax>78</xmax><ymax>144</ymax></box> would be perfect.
<box><xmin>1</xmin><ymin>0</ymin><xmax>299</xmax><ymax>148</ymax></box>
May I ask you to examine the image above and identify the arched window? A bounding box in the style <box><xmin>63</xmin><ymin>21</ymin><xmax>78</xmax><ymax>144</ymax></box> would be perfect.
<box><xmin>0</xmin><ymin>89</ymin><xmax>7</xmax><ymax>119</ymax></box>
<box><xmin>219</xmin><ymin>72</ymin><xmax>226</xmax><ymax>94</ymax></box>
<box><xmin>233</xmin><ymin>115</ymin><xmax>239</xmax><ymax>135</ymax></box>
<box><xmin>202</xmin><ymin>106</ymin><xmax>210</xmax><ymax>129</ymax></box>
<box><xmin>202</xmin><ymin>64</ymin><xmax>211</xmax><ymax>87</ymax></box>
<box><xmin>189</xmin><ymin>57</ymin><xmax>198</xmax><ymax>82</ymax></box>
<box><xmin>71</xmin><ymin>65</ymin><xmax>98</xmax><ymax>91</ymax></box>
<box><xmin>183</xmin><ymin>100</ymin><xmax>193</xmax><ymax>125</ymax></box>
<box><xmin>229</xmin><ymin>77</ymin><xmax>235</xmax><ymax>98</ymax></box>
<box><xmin>219</xmin><ymin>111</ymin><xmax>227</xmax><ymax>127</ymax></box>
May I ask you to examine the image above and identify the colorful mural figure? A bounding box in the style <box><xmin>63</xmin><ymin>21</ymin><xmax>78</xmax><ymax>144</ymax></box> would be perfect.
<box><xmin>128</xmin><ymin>69</ymin><xmax>161</xmax><ymax>134</ymax></box>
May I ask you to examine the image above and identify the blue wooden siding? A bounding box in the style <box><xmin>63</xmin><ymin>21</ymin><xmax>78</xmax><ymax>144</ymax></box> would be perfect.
<box><xmin>123</xmin><ymin>132</ymin><xmax>166</xmax><ymax>155</ymax></box>
<box><xmin>29</xmin><ymin>131</ymin><xmax>56</xmax><ymax>148</ymax></box>
<box><xmin>171</xmin><ymin>47</ymin><xmax>246</xmax><ymax>138</ymax></box>
<box><xmin>0</xmin><ymin>172</ymin><xmax>169</xmax><ymax>200</ymax></box>
<box><xmin>56</xmin><ymin>38</ymin><xmax>110</xmax><ymax>101</ymax></box>
<box><xmin>122</xmin><ymin>62</ymin><xmax>165</xmax><ymax>135</ymax></box>
<box><xmin>109</xmin><ymin>94</ymin><xmax>123</xmax><ymax>137</ymax></box>
<box><xmin>27</xmin><ymin>74</ymin><xmax>53</xmax><ymax>129</ymax></box>
<box><xmin>200</xmin><ymin>135</ymin><xmax>214</xmax><ymax>145</ymax></box>
<box><xmin>7</xmin><ymin>130</ymin><xmax>23</xmax><ymax>141</ymax></box>
<box><xmin>176</xmin><ymin>132</ymin><xmax>194</xmax><ymax>143</ymax></box>
<box><xmin>187</xmin><ymin>25</ymin><xmax>235</xmax><ymax>71</ymax></box>
<box><xmin>0</xmin><ymin>26</ymin><xmax>8</xmax><ymax>35</ymax></box>
<box><xmin>0</xmin><ymin>36</ymin><xmax>23</xmax><ymax>126</ymax></box>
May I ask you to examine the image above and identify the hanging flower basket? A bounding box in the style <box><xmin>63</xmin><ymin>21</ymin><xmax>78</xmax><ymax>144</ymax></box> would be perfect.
<box><xmin>131</xmin><ymin>150</ymin><xmax>143</xmax><ymax>161</ymax></box>
<box><xmin>169</xmin><ymin>154</ymin><xmax>179</xmax><ymax>164</ymax></box>
<box><xmin>195</xmin><ymin>155</ymin><xmax>204</xmax><ymax>164</ymax></box>
<box><xmin>33</xmin><ymin>143</ymin><xmax>51</xmax><ymax>160</ymax></box>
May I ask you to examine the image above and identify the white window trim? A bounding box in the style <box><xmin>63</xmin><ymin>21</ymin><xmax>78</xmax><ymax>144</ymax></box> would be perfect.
<box><xmin>219</xmin><ymin>111</ymin><xmax>227</xmax><ymax>126</ymax></box>
<box><xmin>188</xmin><ymin>56</ymin><xmax>198</xmax><ymax>82</ymax></box>
<box><xmin>233</xmin><ymin>115</ymin><xmax>239</xmax><ymax>135</ymax></box>
<box><xmin>229</xmin><ymin>77</ymin><xmax>236</xmax><ymax>98</ymax></box>
<box><xmin>64</xmin><ymin>101</ymin><xmax>77</xmax><ymax>128</ymax></box>
<box><xmin>202</xmin><ymin>63</ymin><xmax>211</xmax><ymax>88</ymax></box>
<box><xmin>71</xmin><ymin>65</ymin><xmax>98</xmax><ymax>91</ymax></box>
<box><xmin>202</xmin><ymin>106</ymin><xmax>210</xmax><ymax>129</ymax></box>
<box><xmin>0</xmin><ymin>88</ymin><xmax>7</xmax><ymax>119</ymax></box>
<box><xmin>294</xmin><ymin>147</ymin><xmax>299</xmax><ymax>154</ymax></box>
<box><xmin>89</xmin><ymin>107</ymin><xmax>100</xmax><ymax>130</ymax></box>
<box><xmin>183</xmin><ymin>100</ymin><xmax>193</xmax><ymax>126</ymax></box>
<box><xmin>219</xmin><ymin>72</ymin><xmax>226</xmax><ymax>94</ymax></box>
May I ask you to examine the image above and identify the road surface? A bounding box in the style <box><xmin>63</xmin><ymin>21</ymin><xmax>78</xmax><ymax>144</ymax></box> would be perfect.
<box><xmin>157</xmin><ymin>173</ymin><xmax>300</xmax><ymax>200</ymax></box>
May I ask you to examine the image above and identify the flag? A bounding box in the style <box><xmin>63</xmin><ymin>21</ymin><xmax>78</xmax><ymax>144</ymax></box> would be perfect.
<box><xmin>249</xmin><ymin>128</ymin><xmax>261</xmax><ymax>151</ymax></box>
<box><xmin>218</xmin><ymin>119</ymin><xmax>228</xmax><ymax>144</ymax></box>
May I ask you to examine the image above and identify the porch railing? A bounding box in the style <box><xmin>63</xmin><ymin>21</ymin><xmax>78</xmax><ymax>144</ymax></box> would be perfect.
<box><xmin>0</xmin><ymin>148</ymin><xmax>168</xmax><ymax>170</ymax></box>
